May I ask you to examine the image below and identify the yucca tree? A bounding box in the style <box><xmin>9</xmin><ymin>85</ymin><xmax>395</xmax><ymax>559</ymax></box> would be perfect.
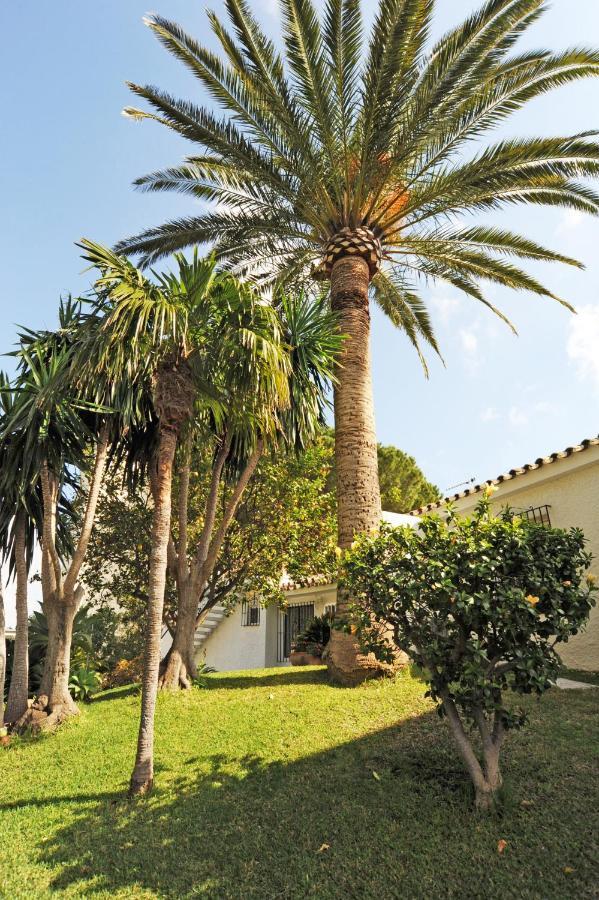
<box><xmin>2</xmin><ymin>302</ymin><xmax>114</xmax><ymax>729</ymax></box>
<box><xmin>0</xmin><ymin>372</ymin><xmax>39</xmax><ymax>724</ymax></box>
<box><xmin>117</xmin><ymin>0</ymin><xmax>599</xmax><ymax>681</ymax></box>
<box><xmin>158</xmin><ymin>289</ymin><xmax>341</xmax><ymax>691</ymax></box>
<box><xmin>81</xmin><ymin>240</ymin><xmax>289</xmax><ymax>794</ymax></box>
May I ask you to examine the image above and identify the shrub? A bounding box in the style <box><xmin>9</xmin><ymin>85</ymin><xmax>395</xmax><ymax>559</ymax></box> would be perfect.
<box><xmin>101</xmin><ymin>656</ymin><xmax>143</xmax><ymax>690</ymax></box>
<box><xmin>192</xmin><ymin>660</ymin><xmax>216</xmax><ymax>689</ymax></box>
<box><xmin>69</xmin><ymin>667</ymin><xmax>101</xmax><ymax>703</ymax></box>
<box><xmin>342</xmin><ymin>491</ymin><xmax>597</xmax><ymax>810</ymax></box>
<box><xmin>291</xmin><ymin>615</ymin><xmax>332</xmax><ymax>657</ymax></box>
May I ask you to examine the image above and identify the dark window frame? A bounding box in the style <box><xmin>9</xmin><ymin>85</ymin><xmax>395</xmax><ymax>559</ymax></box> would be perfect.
<box><xmin>241</xmin><ymin>598</ymin><xmax>261</xmax><ymax>626</ymax></box>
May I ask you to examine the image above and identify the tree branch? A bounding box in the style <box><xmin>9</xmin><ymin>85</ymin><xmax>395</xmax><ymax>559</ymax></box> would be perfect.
<box><xmin>64</xmin><ymin>424</ymin><xmax>110</xmax><ymax>597</ymax></box>
<box><xmin>190</xmin><ymin>430</ymin><xmax>232</xmax><ymax>583</ymax></box>
<box><xmin>199</xmin><ymin>439</ymin><xmax>264</xmax><ymax>590</ymax></box>
<box><xmin>40</xmin><ymin>460</ymin><xmax>62</xmax><ymax>595</ymax></box>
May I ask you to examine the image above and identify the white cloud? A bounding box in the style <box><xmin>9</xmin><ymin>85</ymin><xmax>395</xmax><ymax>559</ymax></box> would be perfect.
<box><xmin>567</xmin><ymin>304</ymin><xmax>599</xmax><ymax>388</ymax></box>
<box><xmin>534</xmin><ymin>400</ymin><xmax>558</xmax><ymax>416</ymax></box>
<box><xmin>557</xmin><ymin>210</ymin><xmax>584</xmax><ymax>234</ymax></box>
<box><xmin>508</xmin><ymin>406</ymin><xmax>529</xmax><ymax>427</ymax></box>
<box><xmin>431</xmin><ymin>294</ymin><xmax>461</xmax><ymax>325</ymax></box>
<box><xmin>459</xmin><ymin>328</ymin><xmax>478</xmax><ymax>355</ymax></box>
<box><xmin>481</xmin><ymin>406</ymin><xmax>500</xmax><ymax>423</ymax></box>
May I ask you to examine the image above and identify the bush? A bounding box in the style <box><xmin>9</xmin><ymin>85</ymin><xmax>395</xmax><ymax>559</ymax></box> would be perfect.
<box><xmin>101</xmin><ymin>656</ymin><xmax>143</xmax><ymax>690</ymax></box>
<box><xmin>342</xmin><ymin>490</ymin><xmax>597</xmax><ymax>809</ymax></box>
<box><xmin>291</xmin><ymin>615</ymin><xmax>332</xmax><ymax>657</ymax></box>
<box><xmin>69</xmin><ymin>667</ymin><xmax>101</xmax><ymax>703</ymax></box>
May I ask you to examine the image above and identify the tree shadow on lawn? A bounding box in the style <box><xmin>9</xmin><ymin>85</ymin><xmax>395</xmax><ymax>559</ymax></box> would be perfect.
<box><xmin>204</xmin><ymin>666</ymin><xmax>328</xmax><ymax>690</ymax></box>
<box><xmin>36</xmin><ymin>692</ymin><xmax>599</xmax><ymax>900</ymax></box>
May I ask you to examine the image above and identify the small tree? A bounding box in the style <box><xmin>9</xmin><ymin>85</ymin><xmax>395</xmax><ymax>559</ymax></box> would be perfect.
<box><xmin>342</xmin><ymin>491</ymin><xmax>597</xmax><ymax>810</ymax></box>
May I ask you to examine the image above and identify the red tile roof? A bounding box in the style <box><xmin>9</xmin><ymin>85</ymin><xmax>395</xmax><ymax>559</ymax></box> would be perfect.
<box><xmin>412</xmin><ymin>434</ymin><xmax>599</xmax><ymax>515</ymax></box>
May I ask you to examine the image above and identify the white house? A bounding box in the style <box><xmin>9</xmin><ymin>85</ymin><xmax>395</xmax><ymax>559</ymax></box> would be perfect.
<box><xmin>180</xmin><ymin>433</ymin><xmax>599</xmax><ymax>675</ymax></box>
<box><xmin>190</xmin><ymin>511</ymin><xmax>420</xmax><ymax>672</ymax></box>
<box><xmin>412</xmin><ymin>434</ymin><xmax>599</xmax><ymax>672</ymax></box>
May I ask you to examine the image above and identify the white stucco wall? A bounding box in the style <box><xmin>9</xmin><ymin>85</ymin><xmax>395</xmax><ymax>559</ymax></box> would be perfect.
<box><xmin>451</xmin><ymin>446</ymin><xmax>599</xmax><ymax>672</ymax></box>
<box><xmin>197</xmin><ymin>585</ymin><xmax>338</xmax><ymax>672</ymax></box>
<box><xmin>198</xmin><ymin>603</ymin><xmax>269</xmax><ymax>672</ymax></box>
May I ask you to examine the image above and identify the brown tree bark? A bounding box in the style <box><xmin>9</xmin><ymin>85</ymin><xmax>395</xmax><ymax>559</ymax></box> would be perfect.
<box><xmin>129</xmin><ymin>425</ymin><xmax>178</xmax><ymax>794</ymax></box>
<box><xmin>0</xmin><ymin>581</ymin><xmax>6</xmax><ymax>728</ymax></box>
<box><xmin>16</xmin><ymin>427</ymin><xmax>110</xmax><ymax>732</ymax></box>
<box><xmin>159</xmin><ymin>436</ymin><xmax>264</xmax><ymax>691</ymax></box>
<box><xmin>5</xmin><ymin>510</ymin><xmax>29</xmax><ymax>724</ymax></box>
<box><xmin>442</xmin><ymin>694</ymin><xmax>505</xmax><ymax>811</ymax></box>
<box><xmin>325</xmin><ymin>255</ymin><xmax>389</xmax><ymax>685</ymax></box>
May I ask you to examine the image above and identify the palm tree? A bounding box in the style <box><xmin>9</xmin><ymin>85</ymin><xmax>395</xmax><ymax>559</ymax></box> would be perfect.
<box><xmin>116</xmin><ymin>0</ymin><xmax>599</xmax><ymax>681</ymax></box>
<box><xmin>80</xmin><ymin>240</ymin><xmax>289</xmax><ymax>794</ymax></box>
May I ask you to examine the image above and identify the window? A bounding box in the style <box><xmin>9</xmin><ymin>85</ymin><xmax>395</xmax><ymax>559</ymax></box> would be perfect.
<box><xmin>241</xmin><ymin>599</ymin><xmax>260</xmax><ymax>626</ymax></box>
<box><xmin>519</xmin><ymin>505</ymin><xmax>552</xmax><ymax>527</ymax></box>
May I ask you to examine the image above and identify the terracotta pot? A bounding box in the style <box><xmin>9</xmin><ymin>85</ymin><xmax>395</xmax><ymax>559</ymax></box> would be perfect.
<box><xmin>289</xmin><ymin>650</ymin><xmax>323</xmax><ymax>667</ymax></box>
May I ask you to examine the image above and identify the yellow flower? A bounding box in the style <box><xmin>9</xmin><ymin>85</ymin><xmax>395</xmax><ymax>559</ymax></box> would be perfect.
<box><xmin>483</xmin><ymin>483</ymin><xmax>499</xmax><ymax>497</ymax></box>
<box><xmin>587</xmin><ymin>573</ymin><xmax>597</xmax><ymax>586</ymax></box>
<box><xmin>334</xmin><ymin>546</ymin><xmax>343</xmax><ymax>559</ymax></box>
<box><xmin>525</xmin><ymin>594</ymin><xmax>540</xmax><ymax>606</ymax></box>
<box><xmin>562</xmin><ymin>580</ymin><xmax>571</xmax><ymax>588</ymax></box>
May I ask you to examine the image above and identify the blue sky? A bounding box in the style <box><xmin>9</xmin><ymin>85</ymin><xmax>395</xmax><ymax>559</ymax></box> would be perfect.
<box><xmin>2</xmin><ymin>1</ymin><xmax>599</xmax><ymax>621</ymax></box>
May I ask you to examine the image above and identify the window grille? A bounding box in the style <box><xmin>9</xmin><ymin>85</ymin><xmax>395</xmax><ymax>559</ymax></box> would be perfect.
<box><xmin>277</xmin><ymin>602</ymin><xmax>314</xmax><ymax>661</ymax></box>
<box><xmin>241</xmin><ymin>598</ymin><xmax>260</xmax><ymax>626</ymax></box>
<box><xmin>519</xmin><ymin>505</ymin><xmax>552</xmax><ymax>527</ymax></box>
<box><xmin>324</xmin><ymin>604</ymin><xmax>336</xmax><ymax>620</ymax></box>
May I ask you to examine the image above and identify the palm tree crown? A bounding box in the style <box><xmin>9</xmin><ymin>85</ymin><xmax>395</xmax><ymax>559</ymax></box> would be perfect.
<box><xmin>118</xmin><ymin>0</ymin><xmax>599</xmax><ymax>360</ymax></box>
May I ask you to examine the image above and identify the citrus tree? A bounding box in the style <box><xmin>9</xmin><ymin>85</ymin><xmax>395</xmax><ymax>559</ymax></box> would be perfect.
<box><xmin>342</xmin><ymin>491</ymin><xmax>597</xmax><ymax>809</ymax></box>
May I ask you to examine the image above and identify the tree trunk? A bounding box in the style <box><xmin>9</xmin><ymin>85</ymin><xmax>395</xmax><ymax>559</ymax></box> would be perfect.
<box><xmin>160</xmin><ymin>437</ymin><xmax>263</xmax><ymax>692</ymax></box>
<box><xmin>325</xmin><ymin>255</ymin><xmax>388</xmax><ymax>685</ymax></box>
<box><xmin>0</xmin><ymin>582</ymin><xmax>6</xmax><ymax>728</ymax></box>
<box><xmin>37</xmin><ymin>596</ymin><xmax>80</xmax><ymax>722</ymax></box>
<box><xmin>129</xmin><ymin>426</ymin><xmax>178</xmax><ymax>796</ymax></box>
<box><xmin>16</xmin><ymin>432</ymin><xmax>109</xmax><ymax>733</ymax></box>
<box><xmin>5</xmin><ymin>511</ymin><xmax>29</xmax><ymax>724</ymax></box>
<box><xmin>158</xmin><ymin>581</ymin><xmax>197</xmax><ymax>690</ymax></box>
<box><xmin>443</xmin><ymin>695</ymin><xmax>503</xmax><ymax>811</ymax></box>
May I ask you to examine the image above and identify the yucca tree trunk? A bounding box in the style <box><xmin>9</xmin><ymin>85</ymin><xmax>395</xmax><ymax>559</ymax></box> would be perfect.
<box><xmin>16</xmin><ymin>429</ymin><xmax>110</xmax><ymax>732</ymax></box>
<box><xmin>38</xmin><ymin>597</ymin><xmax>79</xmax><ymax>719</ymax></box>
<box><xmin>326</xmin><ymin>255</ymin><xmax>388</xmax><ymax>686</ymax></box>
<box><xmin>129</xmin><ymin>426</ymin><xmax>178</xmax><ymax>795</ymax></box>
<box><xmin>5</xmin><ymin>511</ymin><xmax>30</xmax><ymax>724</ymax></box>
<box><xmin>0</xmin><ymin>582</ymin><xmax>6</xmax><ymax>728</ymax></box>
<box><xmin>158</xmin><ymin>580</ymin><xmax>196</xmax><ymax>690</ymax></box>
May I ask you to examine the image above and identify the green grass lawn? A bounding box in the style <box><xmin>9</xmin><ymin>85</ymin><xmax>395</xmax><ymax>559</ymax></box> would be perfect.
<box><xmin>1</xmin><ymin>667</ymin><xmax>598</xmax><ymax>899</ymax></box>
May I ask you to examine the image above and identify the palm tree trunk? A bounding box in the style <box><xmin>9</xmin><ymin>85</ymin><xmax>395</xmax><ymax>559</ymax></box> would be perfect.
<box><xmin>0</xmin><ymin>582</ymin><xmax>6</xmax><ymax>728</ymax></box>
<box><xmin>5</xmin><ymin>511</ymin><xmax>29</xmax><ymax>723</ymax></box>
<box><xmin>326</xmin><ymin>255</ymin><xmax>388</xmax><ymax>686</ymax></box>
<box><xmin>129</xmin><ymin>426</ymin><xmax>178</xmax><ymax>796</ymax></box>
<box><xmin>330</xmin><ymin>255</ymin><xmax>381</xmax><ymax>556</ymax></box>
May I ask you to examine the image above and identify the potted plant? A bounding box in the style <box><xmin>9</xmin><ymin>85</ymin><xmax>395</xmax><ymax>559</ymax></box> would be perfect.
<box><xmin>289</xmin><ymin>616</ymin><xmax>331</xmax><ymax>666</ymax></box>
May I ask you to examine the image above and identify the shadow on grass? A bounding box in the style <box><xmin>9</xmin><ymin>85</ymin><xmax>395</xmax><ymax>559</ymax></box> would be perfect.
<box><xmin>204</xmin><ymin>666</ymin><xmax>328</xmax><ymax>691</ymax></box>
<box><xmin>35</xmin><ymin>692</ymin><xmax>599</xmax><ymax>900</ymax></box>
<box><xmin>91</xmin><ymin>685</ymin><xmax>141</xmax><ymax>704</ymax></box>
